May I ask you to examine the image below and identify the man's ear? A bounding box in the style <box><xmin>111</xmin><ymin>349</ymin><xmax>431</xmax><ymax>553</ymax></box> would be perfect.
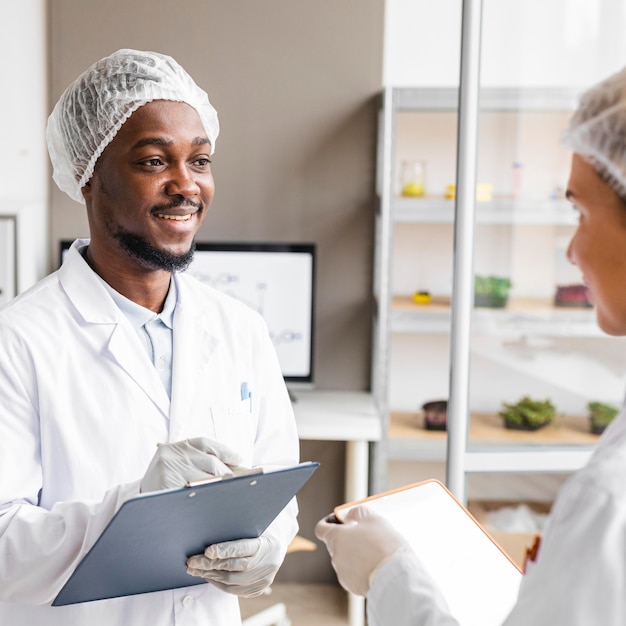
<box><xmin>81</xmin><ymin>180</ymin><xmax>92</xmax><ymax>202</ymax></box>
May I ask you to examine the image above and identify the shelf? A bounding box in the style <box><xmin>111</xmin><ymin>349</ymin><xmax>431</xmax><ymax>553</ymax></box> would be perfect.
<box><xmin>391</xmin><ymin>295</ymin><xmax>452</xmax><ymax>334</ymax></box>
<box><xmin>387</xmin><ymin>411</ymin><xmax>598</xmax><ymax>471</ymax></box>
<box><xmin>391</xmin><ymin>197</ymin><xmax>577</xmax><ymax>225</ymax></box>
<box><xmin>390</xmin><ymin>295</ymin><xmax>603</xmax><ymax>337</ymax></box>
<box><xmin>391</xmin><ymin>86</ymin><xmax>579</xmax><ymax>113</ymax></box>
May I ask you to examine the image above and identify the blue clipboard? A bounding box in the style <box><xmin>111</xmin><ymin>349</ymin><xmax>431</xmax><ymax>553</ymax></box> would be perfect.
<box><xmin>53</xmin><ymin>461</ymin><xmax>319</xmax><ymax>606</ymax></box>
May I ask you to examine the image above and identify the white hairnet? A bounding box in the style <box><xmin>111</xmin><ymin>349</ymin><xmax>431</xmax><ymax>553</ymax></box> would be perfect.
<box><xmin>563</xmin><ymin>66</ymin><xmax>626</xmax><ymax>201</ymax></box>
<box><xmin>46</xmin><ymin>48</ymin><xmax>219</xmax><ymax>204</ymax></box>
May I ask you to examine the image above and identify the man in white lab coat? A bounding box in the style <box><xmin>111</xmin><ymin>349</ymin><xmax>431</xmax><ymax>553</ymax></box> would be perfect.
<box><xmin>0</xmin><ymin>49</ymin><xmax>299</xmax><ymax>625</ymax></box>
<box><xmin>316</xmin><ymin>66</ymin><xmax>626</xmax><ymax>625</ymax></box>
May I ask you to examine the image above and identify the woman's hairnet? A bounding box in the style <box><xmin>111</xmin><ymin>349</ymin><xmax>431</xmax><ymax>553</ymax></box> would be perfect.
<box><xmin>46</xmin><ymin>48</ymin><xmax>219</xmax><ymax>204</ymax></box>
<box><xmin>563</xmin><ymin>66</ymin><xmax>626</xmax><ymax>201</ymax></box>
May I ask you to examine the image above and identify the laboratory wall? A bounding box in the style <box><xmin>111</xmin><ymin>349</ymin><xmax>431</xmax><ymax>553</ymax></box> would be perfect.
<box><xmin>48</xmin><ymin>0</ymin><xmax>382</xmax><ymax>394</ymax></box>
<box><xmin>0</xmin><ymin>1</ymin><xmax>48</xmax><ymax>293</ymax></box>
<box><xmin>385</xmin><ymin>0</ymin><xmax>626</xmax><ymax>88</ymax></box>
<box><xmin>47</xmin><ymin>0</ymin><xmax>385</xmax><ymax>583</ymax></box>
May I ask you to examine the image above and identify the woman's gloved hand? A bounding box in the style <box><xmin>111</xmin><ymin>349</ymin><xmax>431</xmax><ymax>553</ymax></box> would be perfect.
<box><xmin>186</xmin><ymin>535</ymin><xmax>284</xmax><ymax>597</ymax></box>
<box><xmin>140</xmin><ymin>437</ymin><xmax>243</xmax><ymax>492</ymax></box>
<box><xmin>315</xmin><ymin>506</ymin><xmax>410</xmax><ymax>596</ymax></box>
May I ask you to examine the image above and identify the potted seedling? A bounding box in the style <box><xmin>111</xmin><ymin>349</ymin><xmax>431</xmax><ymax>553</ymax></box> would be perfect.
<box><xmin>588</xmin><ymin>401</ymin><xmax>619</xmax><ymax>435</ymax></box>
<box><xmin>421</xmin><ymin>399</ymin><xmax>448</xmax><ymax>431</ymax></box>
<box><xmin>474</xmin><ymin>275</ymin><xmax>512</xmax><ymax>308</ymax></box>
<box><xmin>498</xmin><ymin>396</ymin><xmax>556</xmax><ymax>431</ymax></box>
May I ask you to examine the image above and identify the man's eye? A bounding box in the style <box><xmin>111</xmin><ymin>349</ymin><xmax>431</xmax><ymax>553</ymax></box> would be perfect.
<box><xmin>194</xmin><ymin>157</ymin><xmax>211</xmax><ymax>167</ymax></box>
<box><xmin>143</xmin><ymin>158</ymin><xmax>163</xmax><ymax>167</ymax></box>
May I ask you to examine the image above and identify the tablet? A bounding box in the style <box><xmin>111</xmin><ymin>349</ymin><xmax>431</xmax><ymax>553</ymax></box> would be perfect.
<box><xmin>335</xmin><ymin>479</ymin><xmax>522</xmax><ymax>626</ymax></box>
<box><xmin>53</xmin><ymin>461</ymin><xmax>319</xmax><ymax>606</ymax></box>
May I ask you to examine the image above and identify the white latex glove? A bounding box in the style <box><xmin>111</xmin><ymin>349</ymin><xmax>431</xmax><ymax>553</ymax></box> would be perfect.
<box><xmin>186</xmin><ymin>535</ymin><xmax>284</xmax><ymax>597</ymax></box>
<box><xmin>140</xmin><ymin>437</ymin><xmax>243</xmax><ymax>492</ymax></box>
<box><xmin>315</xmin><ymin>505</ymin><xmax>410</xmax><ymax>596</ymax></box>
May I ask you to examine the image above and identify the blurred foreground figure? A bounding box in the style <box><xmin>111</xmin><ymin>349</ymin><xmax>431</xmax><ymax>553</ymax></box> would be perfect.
<box><xmin>317</xmin><ymin>65</ymin><xmax>626</xmax><ymax>626</ymax></box>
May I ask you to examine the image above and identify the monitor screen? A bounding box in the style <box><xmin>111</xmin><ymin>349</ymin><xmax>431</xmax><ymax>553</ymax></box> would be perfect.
<box><xmin>189</xmin><ymin>242</ymin><xmax>316</xmax><ymax>387</ymax></box>
<box><xmin>59</xmin><ymin>239</ymin><xmax>316</xmax><ymax>386</ymax></box>
<box><xmin>59</xmin><ymin>239</ymin><xmax>80</xmax><ymax>265</ymax></box>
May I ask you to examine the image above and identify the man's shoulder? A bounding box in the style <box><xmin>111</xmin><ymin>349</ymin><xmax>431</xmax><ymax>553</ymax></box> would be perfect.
<box><xmin>0</xmin><ymin>273</ymin><xmax>67</xmax><ymax>350</ymax></box>
<box><xmin>0</xmin><ymin>272</ymin><xmax>62</xmax><ymax>318</ymax></box>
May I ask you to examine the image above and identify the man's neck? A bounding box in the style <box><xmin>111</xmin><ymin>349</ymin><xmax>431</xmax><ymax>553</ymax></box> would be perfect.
<box><xmin>84</xmin><ymin>246</ymin><xmax>171</xmax><ymax>313</ymax></box>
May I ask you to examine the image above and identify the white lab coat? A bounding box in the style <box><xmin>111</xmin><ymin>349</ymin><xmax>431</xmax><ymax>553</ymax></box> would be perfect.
<box><xmin>0</xmin><ymin>240</ymin><xmax>299</xmax><ymax>625</ymax></box>
<box><xmin>367</xmin><ymin>408</ymin><xmax>626</xmax><ymax>626</ymax></box>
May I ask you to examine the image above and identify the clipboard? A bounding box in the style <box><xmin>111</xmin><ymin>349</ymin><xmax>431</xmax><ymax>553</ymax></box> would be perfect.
<box><xmin>334</xmin><ymin>479</ymin><xmax>522</xmax><ymax>626</ymax></box>
<box><xmin>53</xmin><ymin>461</ymin><xmax>319</xmax><ymax>606</ymax></box>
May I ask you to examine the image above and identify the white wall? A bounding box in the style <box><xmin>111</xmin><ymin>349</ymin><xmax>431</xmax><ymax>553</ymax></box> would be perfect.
<box><xmin>384</xmin><ymin>0</ymin><xmax>626</xmax><ymax>88</ymax></box>
<box><xmin>0</xmin><ymin>1</ymin><xmax>48</xmax><ymax>291</ymax></box>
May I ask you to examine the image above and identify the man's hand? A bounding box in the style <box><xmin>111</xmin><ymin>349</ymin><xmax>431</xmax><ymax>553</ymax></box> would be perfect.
<box><xmin>140</xmin><ymin>437</ymin><xmax>243</xmax><ymax>492</ymax></box>
<box><xmin>315</xmin><ymin>506</ymin><xmax>410</xmax><ymax>596</ymax></box>
<box><xmin>186</xmin><ymin>535</ymin><xmax>284</xmax><ymax>597</ymax></box>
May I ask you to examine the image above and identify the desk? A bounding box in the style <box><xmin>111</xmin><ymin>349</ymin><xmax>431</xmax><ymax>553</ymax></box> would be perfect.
<box><xmin>291</xmin><ymin>390</ymin><xmax>381</xmax><ymax>626</ymax></box>
<box><xmin>293</xmin><ymin>390</ymin><xmax>381</xmax><ymax>501</ymax></box>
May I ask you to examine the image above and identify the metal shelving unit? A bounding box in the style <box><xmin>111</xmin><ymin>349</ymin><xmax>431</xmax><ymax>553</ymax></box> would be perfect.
<box><xmin>369</xmin><ymin>84</ymin><xmax>619</xmax><ymax>500</ymax></box>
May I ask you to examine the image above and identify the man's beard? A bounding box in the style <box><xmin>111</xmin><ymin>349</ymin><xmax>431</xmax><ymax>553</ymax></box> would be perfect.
<box><xmin>115</xmin><ymin>231</ymin><xmax>196</xmax><ymax>272</ymax></box>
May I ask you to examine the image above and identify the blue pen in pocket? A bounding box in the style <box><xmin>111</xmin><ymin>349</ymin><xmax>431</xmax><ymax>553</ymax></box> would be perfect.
<box><xmin>240</xmin><ymin>382</ymin><xmax>252</xmax><ymax>412</ymax></box>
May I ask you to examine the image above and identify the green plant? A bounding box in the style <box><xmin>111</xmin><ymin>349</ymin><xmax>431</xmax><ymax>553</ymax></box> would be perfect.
<box><xmin>588</xmin><ymin>401</ymin><xmax>619</xmax><ymax>433</ymax></box>
<box><xmin>474</xmin><ymin>275</ymin><xmax>512</xmax><ymax>308</ymax></box>
<box><xmin>474</xmin><ymin>275</ymin><xmax>512</xmax><ymax>297</ymax></box>
<box><xmin>498</xmin><ymin>396</ymin><xmax>556</xmax><ymax>430</ymax></box>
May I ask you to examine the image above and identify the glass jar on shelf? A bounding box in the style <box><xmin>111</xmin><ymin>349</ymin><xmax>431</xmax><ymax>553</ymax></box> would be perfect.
<box><xmin>400</xmin><ymin>159</ymin><xmax>426</xmax><ymax>197</ymax></box>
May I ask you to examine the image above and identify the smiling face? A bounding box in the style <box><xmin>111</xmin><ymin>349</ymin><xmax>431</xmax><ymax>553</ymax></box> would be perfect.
<box><xmin>82</xmin><ymin>100</ymin><xmax>215</xmax><ymax>276</ymax></box>
<box><xmin>566</xmin><ymin>153</ymin><xmax>626</xmax><ymax>335</ymax></box>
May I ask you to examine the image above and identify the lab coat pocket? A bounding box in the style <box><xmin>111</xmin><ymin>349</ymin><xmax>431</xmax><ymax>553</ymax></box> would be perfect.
<box><xmin>210</xmin><ymin>406</ymin><xmax>256</xmax><ymax>466</ymax></box>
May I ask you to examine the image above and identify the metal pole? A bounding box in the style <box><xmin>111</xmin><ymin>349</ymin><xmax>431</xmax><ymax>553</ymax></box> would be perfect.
<box><xmin>446</xmin><ymin>0</ymin><xmax>483</xmax><ymax>503</ymax></box>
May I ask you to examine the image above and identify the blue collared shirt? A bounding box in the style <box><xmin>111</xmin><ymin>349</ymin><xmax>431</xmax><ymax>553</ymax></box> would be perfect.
<box><xmin>100</xmin><ymin>276</ymin><xmax>176</xmax><ymax>399</ymax></box>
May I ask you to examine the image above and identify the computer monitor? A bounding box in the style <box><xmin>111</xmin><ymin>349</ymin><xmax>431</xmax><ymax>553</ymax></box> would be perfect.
<box><xmin>60</xmin><ymin>240</ymin><xmax>317</xmax><ymax>388</ymax></box>
<box><xmin>189</xmin><ymin>242</ymin><xmax>316</xmax><ymax>388</ymax></box>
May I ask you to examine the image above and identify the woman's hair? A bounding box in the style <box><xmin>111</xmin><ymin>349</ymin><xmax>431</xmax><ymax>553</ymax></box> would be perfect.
<box><xmin>563</xmin><ymin>66</ymin><xmax>626</xmax><ymax>204</ymax></box>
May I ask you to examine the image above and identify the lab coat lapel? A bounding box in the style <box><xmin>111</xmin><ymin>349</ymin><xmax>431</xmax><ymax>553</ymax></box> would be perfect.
<box><xmin>60</xmin><ymin>243</ymin><xmax>171</xmax><ymax>419</ymax></box>
<box><xmin>168</xmin><ymin>280</ymin><xmax>218</xmax><ymax>442</ymax></box>
<box><xmin>107</xmin><ymin>322</ymin><xmax>171</xmax><ymax>418</ymax></box>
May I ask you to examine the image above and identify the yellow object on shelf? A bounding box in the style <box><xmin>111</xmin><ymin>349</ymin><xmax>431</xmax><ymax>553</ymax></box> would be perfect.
<box><xmin>401</xmin><ymin>160</ymin><xmax>426</xmax><ymax>197</ymax></box>
<box><xmin>444</xmin><ymin>183</ymin><xmax>494</xmax><ymax>201</ymax></box>
<box><xmin>402</xmin><ymin>181</ymin><xmax>425</xmax><ymax>197</ymax></box>
<box><xmin>413</xmin><ymin>291</ymin><xmax>432</xmax><ymax>304</ymax></box>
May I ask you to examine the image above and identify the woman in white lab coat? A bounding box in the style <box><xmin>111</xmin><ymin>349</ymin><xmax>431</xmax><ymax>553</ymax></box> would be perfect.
<box><xmin>0</xmin><ymin>49</ymin><xmax>299</xmax><ymax>626</ymax></box>
<box><xmin>316</xmin><ymin>66</ymin><xmax>626</xmax><ymax>626</ymax></box>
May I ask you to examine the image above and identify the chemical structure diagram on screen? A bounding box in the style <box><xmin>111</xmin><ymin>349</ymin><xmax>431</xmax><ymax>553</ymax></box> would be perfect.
<box><xmin>188</xmin><ymin>268</ymin><xmax>305</xmax><ymax>348</ymax></box>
